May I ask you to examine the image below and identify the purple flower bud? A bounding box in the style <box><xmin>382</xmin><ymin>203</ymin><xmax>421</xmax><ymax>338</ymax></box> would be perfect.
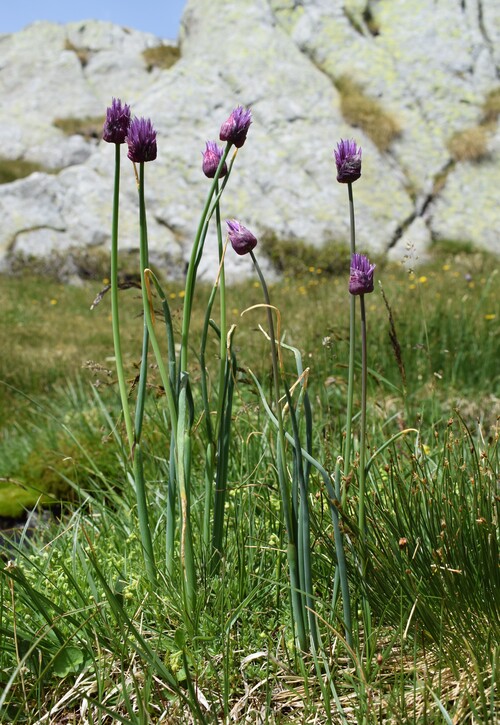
<box><xmin>349</xmin><ymin>253</ymin><xmax>375</xmax><ymax>295</ymax></box>
<box><xmin>226</xmin><ymin>220</ymin><xmax>258</xmax><ymax>256</ymax></box>
<box><xmin>334</xmin><ymin>139</ymin><xmax>362</xmax><ymax>184</ymax></box>
<box><xmin>202</xmin><ymin>141</ymin><xmax>228</xmax><ymax>178</ymax></box>
<box><xmin>102</xmin><ymin>98</ymin><xmax>131</xmax><ymax>144</ymax></box>
<box><xmin>220</xmin><ymin>106</ymin><xmax>252</xmax><ymax>148</ymax></box>
<box><xmin>126</xmin><ymin>117</ymin><xmax>157</xmax><ymax>163</ymax></box>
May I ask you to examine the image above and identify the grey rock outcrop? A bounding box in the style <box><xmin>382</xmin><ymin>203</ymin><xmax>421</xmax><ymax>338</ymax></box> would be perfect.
<box><xmin>0</xmin><ymin>0</ymin><xmax>499</xmax><ymax>282</ymax></box>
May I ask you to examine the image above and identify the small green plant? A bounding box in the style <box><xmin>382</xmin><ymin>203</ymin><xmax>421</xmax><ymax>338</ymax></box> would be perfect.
<box><xmin>53</xmin><ymin>116</ymin><xmax>105</xmax><ymax>140</ymax></box>
<box><xmin>0</xmin><ymin>158</ymin><xmax>48</xmax><ymax>184</ymax></box>
<box><xmin>142</xmin><ymin>44</ymin><xmax>180</xmax><ymax>71</ymax></box>
<box><xmin>335</xmin><ymin>75</ymin><xmax>401</xmax><ymax>151</ymax></box>
<box><xmin>445</xmin><ymin>87</ymin><xmax>500</xmax><ymax>164</ymax></box>
<box><xmin>447</xmin><ymin>125</ymin><xmax>490</xmax><ymax>162</ymax></box>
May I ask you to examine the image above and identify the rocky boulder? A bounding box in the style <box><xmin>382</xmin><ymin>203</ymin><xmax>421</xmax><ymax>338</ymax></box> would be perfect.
<box><xmin>0</xmin><ymin>0</ymin><xmax>499</xmax><ymax>282</ymax></box>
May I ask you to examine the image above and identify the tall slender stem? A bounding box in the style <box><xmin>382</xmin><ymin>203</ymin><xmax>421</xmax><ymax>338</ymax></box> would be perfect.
<box><xmin>249</xmin><ymin>370</ymin><xmax>353</xmax><ymax>648</ymax></box>
<box><xmin>348</xmin><ymin>182</ymin><xmax>356</xmax><ymax>256</ymax></box>
<box><xmin>359</xmin><ymin>293</ymin><xmax>372</xmax><ymax>662</ymax></box>
<box><xmin>180</xmin><ymin>145</ymin><xmax>232</xmax><ymax>375</ymax></box>
<box><xmin>141</xmin><ymin>271</ymin><xmax>179</xmax><ymax>576</ymax></box>
<box><xmin>110</xmin><ymin>143</ymin><xmax>134</xmax><ymax>452</ymax></box>
<box><xmin>211</xmin><ymin>189</ymin><xmax>231</xmax><ymax>569</ymax></box>
<box><xmin>135</xmin><ymin>162</ymin><xmax>150</xmax><ymax>445</ymax></box>
<box><xmin>177</xmin><ymin>374</ymin><xmax>196</xmax><ymax>619</ymax></box>
<box><xmin>343</xmin><ymin>182</ymin><xmax>356</xmax><ymax>506</ymax></box>
<box><xmin>216</xmin><ymin>181</ymin><xmax>227</xmax><ymax>407</ymax></box>
<box><xmin>134</xmin><ymin>161</ymin><xmax>156</xmax><ymax>583</ymax></box>
<box><xmin>250</xmin><ymin>251</ymin><xmax>307</xmax><ymax>651</ymax></box>
<box><xmin>359</xmin><ymin>294</ymin><xmax>368</xmax><ymax>555</ymax></box>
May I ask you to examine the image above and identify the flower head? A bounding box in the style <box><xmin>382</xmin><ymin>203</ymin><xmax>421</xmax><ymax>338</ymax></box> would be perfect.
<box><xmin>226</xmin><ymin>220</ymin><xmax>258</xmax><ymax>256</ymax></box>
<box><xmin>220</xmin><ymin>106</ymin><xmax>252</xmax><ymax>148</ymax></box>
<box><xmin>349</xmin><ymin>253</ymin><xmax>375</xmax><ymax>295</ymax></box>
<box><xmin>126</xmin><ymin>117</ymin><xmax>157</xmax><ymax>163</ymax></box>
<box><xmin>102</xmin><ymin>98</ymin><xmax>131</xmax><ymax>144</ymax></box>
<box><xmin>202</xmin><ymin>141</ymin><xmax>227</xmax><ymax>178</ymax></box>
<box><xmin>334</xmin><ymin>139</ymin><xmax>362</xmax><ymax>184</ymax></box>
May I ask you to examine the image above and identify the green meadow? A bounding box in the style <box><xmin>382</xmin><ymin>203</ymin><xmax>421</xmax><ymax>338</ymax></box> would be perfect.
<box><xmin>0</xmin><ymin>243</ymin><xmax>498</xmax><ymax>722</ymax></box>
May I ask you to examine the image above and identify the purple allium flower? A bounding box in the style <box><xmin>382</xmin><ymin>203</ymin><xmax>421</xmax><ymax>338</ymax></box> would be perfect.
<box><xmin>334</xmin><ymin>139</ymin><xmax>362</xmax><ymax>184</ymax></box>
<box><xmin>349</xmin><ymin>253</ymin><xmax>375</xmax><ymax>295</ymax></box>
<box><xmin>126</xmin><ymin>117</ymin><xmax>157</xmax><ymax>163</ymax></box>
<box><xmin>226</xmin><ymin>220</ymin><xmax>258</xmax><ymax>256</ymax></box>
<box><xmin>219</xmin><ymin>106</ymin><xmax>252</xmax><ymax>148</ymax></box>
<box><xmin>102</xmin><ymin>98</ymin><xmax>131</xmax><ymax>144</ymax></box>
<box><xmin>202</xmin><ymin>141</ymin><xmax>228</xmax><ymax>178</ymax></box>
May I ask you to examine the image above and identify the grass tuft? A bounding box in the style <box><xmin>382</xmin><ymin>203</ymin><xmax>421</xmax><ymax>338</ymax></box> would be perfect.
<box><xmin>482</xmin><ymin>87</ymin><xmax>500</xmax><ymax>124</ymax></box>
<box><xmin>335</xmin><ymin>76</ymin><xmax>401</xmax><ymax>151</ymax></box>
<box><xmin>142</xmin><ymin>44</ymin><xmax>180</xmax><ymax>71</ymax></box>
<box><xmin>53</xmin><ymin>116</ymin><xmax>105</xmax><ymax>140</ymax></box>
<box><xmin>447</xmin><ymin>125</ymin><xmax>491</xmax><ymax>163</ymax></box>
<box><xmin>0</xmin><ymin>158</ymin><xmax>50</xmax><ymax>184</ymax></box>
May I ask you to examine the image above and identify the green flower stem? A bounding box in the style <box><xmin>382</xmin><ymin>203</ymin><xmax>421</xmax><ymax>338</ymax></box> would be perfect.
<box><xmin>215</xmin><ymin>181</ymin><xmax>227</xmax><ymax>432</ymax></box>
<box><xmin>179</xmin><ymin>149</ymin><xmax>237</xmax><ymax>575</ymax></box>
<box><xmin>270</xmin><ymin>342</ymin><xmax>316</xmax><ymax>645</ymax></box>
<box><xmin>199</xmin><ymin>282</ymin><xmax>219</xmax><ymax>556</ymax></box>
<box><xmin>250</xmin><ymin>250</ymin><xmax>308</xmax><ymax>651</ymax></box>
<box><xmin>210</xmin><ymin>185</ymin><xmax>232</xmax><ymax>570</ymax></box>
<box><xmin>202</xmin><ymin>441</ymin><xmax>215</xmax><ymax>553</ymax></box>
<box><xmin>211</xmin><ymin>359</ymin><xmax>234</xmax><ymax>571</ymax></box>
<box><xmin>110</xmin><ymin>142</ymin><xmax>134</xmax><ymax>452</ymax></box>
<box><xmin>134</xmin><ymin>161</ymin><xmax>156</xmax><ymax>584</ymax></box>
<box><xmin>132</xmin><ymin>443</ymin><xmax>156</xmax><ymax>584</ymax></box>
<box><xmin>343</xmin><ymin>181</ymin><xmax>356</xmax><ymax>507</ymax></box>
<box><xmin>140</xmin><ymin>270</ymin><xmax>179</xmax><ymax>578</ymax></box>
<box><xmin>175</xmin><ymin>149</ymin><xmax>235</xmax><ymax>581</ymax></box>
<box><xmin>180</xmin><ymin>145</ymin><xmax>232</xmax><ymax>375</ymax></box>
<box><xmin>140</xmin><ymin>277</ymin><xmax>181</xmax><ymax>582</ymax></box>
<box><xmin>359</xmin><ymin>294</ymin><xmax>368</xmax><ymax>557</ymax></box>
<box><xmin>166</xmin><ymin>432</ymin><xmax>177</xmax><ymax>578</ymax></box>
<box><xmin>177</xmin><ymin>374</ymin><xmax>196</xmax><ymax>619</ymax></box>
<box><xmin>146</xmin><ymin>271</ymin><xmax>177</xmax><ymax>393</ymax></box>
<box><xmin>348</xmin><ymin>182</ymin><xmax>356</xmax><ymax>255</ymax></box>
<box><xmin>283</xmin><ymin>383</ymin><xmax>318</xmax><ymax>649</ymax></box>
<box><xmin>248</xmin><ymin>369</ymin><xmax>353</xmax><ymax>649</ymax></box>
<box><xmin>135</xmin><ymin>328</ymin><xmax>149</xmax><ymax>442</ymax></box>
<box><xmin>142</xmin><ymin>271</ymin><xmax>178</xmax><ymax>434</ymax></box>
<box><xmin>359</xmin><ymin>293</ymin><xmax>373</xmax><ymax>662</ymax></box>
<box><xmin>134</xmin><ymin>162</ymin><xmax>150</xmax><ymax>444</ymax></box>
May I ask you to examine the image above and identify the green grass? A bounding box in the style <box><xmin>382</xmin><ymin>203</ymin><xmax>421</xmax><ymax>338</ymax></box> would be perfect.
<box><xmin>0</xmin><ymin>158</ymin><xmax>50</xmax><ymax>185</ymax></box>
<box><xmin>260</xmin><ymin>232</ymin><xmax>352</xmax><ymax>277</ymax></box>
<box><xmin>53</xmin><ymin>116</ymin><xmax>105</xmax><ymax>140</ymax></box>
<box><xmin>335</xmin><ymin>76</ymin><xmax>401</xmax><ymax>152</ymax></box>
<box><xmin>0</xmin><ymin>251</ymin><xmax>498</xmax><ymax>722</ymax></box>
<box><xmin>483</xmin><ymin>87</ymin><xmax>500</xmax><ymax>123</ymax></box>
<box><xmin>142</xmin><ymin>44</ymin><xmax>181</xmax><ymax>71</ymax></box>
<box><xmin>447</xmin><ymin>126</ymin><xmax>491</xmax><ymax>163</ymax></box>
